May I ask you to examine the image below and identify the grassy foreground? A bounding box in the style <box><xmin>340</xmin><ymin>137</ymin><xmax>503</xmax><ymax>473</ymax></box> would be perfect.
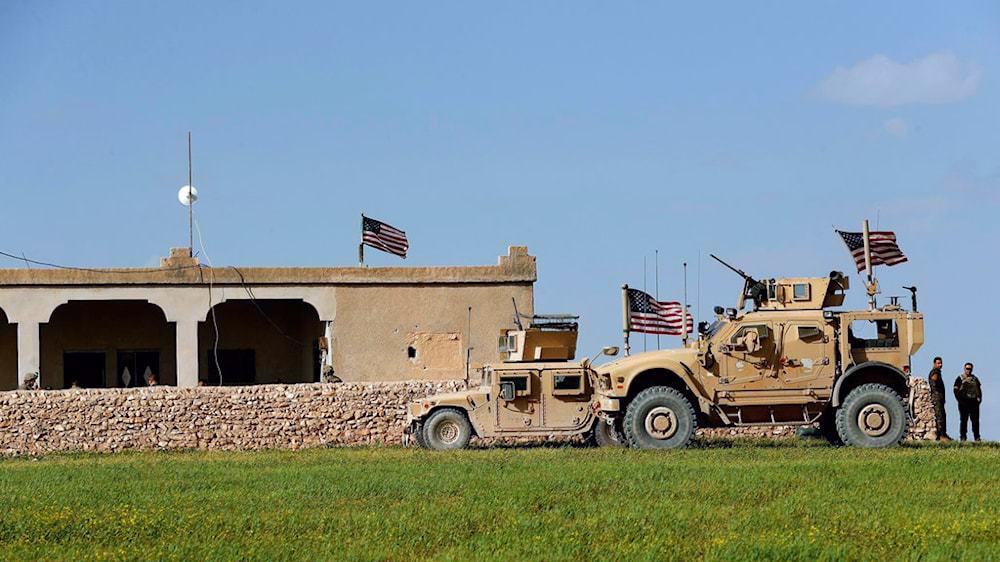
<box><xmin>0</xmin><ymin>441</ymin><xmax>997</xmax><ymax>561</ymax></box>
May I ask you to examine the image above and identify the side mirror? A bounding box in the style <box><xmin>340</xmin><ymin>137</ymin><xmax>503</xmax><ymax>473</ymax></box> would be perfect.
<box><xmin>725</xmin><ymin>308</ymin><xmax>737</xmax><ymax>320</ymax></box>
<box><xmin>713</xmin><ymin>305</ymin><xmax>725</xmax><ymax>316</ymax></box>
<box><xmin>602</xmin><ymin>346</ymin><xmax>619</xmax><ymax>357</ymax></box>
<box><xmin>499</xmin><ymin>381</ymin><xmax>516</xmax><ymax>401</ymax></box>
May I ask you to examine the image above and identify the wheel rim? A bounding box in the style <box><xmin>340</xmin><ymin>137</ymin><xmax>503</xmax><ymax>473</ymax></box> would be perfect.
<box><xmin>436</xmin><ymin>420</ymin><xmax>460</xmax><ymax>444</ymax></box>
<box><xmin>644</xmin><ymin>406</ymin><xmax>678</xmax><ymax>440</ymax></box>
<box><xmin>857</xmin><ymin>404</ymin><xmax>891</xmax><ymax>437</ymax></box>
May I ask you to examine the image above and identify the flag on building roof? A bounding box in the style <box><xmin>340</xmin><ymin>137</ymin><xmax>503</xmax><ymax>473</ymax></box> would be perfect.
<box><xmin>836</xmin><ymin>230</ymin><xmax>907</xmax><ymax>272</ymax></box>
<box><xmin>626</xmin><ymin>287</ymin><xmax>693</xmax><ymax>336</ymax></box>
<box><xmin>362</xmin><ymin>216</ymin><xmax>409</xmax><ymax>258</ymax></box>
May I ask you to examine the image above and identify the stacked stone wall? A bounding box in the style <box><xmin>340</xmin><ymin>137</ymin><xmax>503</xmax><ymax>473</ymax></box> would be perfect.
<box><xmin>0</xmin><ymin>378</ymin><xmax>935</xmax><ymax>456</ymax></box>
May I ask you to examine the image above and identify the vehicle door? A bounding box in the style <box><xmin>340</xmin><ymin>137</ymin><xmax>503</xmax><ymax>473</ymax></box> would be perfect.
<box><xmin>494</xmin><ymin>369</ymin><xmax>542</xmax><ymax>431</ymax></box>
<box><xmin>540</xmin><ymin>368</ymin><xmax>592</xmax><ymax>431</ymax></box>
<box><xmin>717</xmin><ymin>322</ymin><xmax>781</xmax><ymax>400</ymax></box>
<box><xmin>778</xmin><ymin>321</ymin><xmax>835</xmax><ymax>393</ymax></box>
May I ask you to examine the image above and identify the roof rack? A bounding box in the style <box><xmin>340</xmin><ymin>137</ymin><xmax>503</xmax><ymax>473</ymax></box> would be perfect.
<box><xmin>520</xmin><ymin>313</ymin><xmax>579</xmax><ymax>331</ymax></box>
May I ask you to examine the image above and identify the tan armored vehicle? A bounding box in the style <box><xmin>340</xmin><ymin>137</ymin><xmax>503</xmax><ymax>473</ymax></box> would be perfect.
<box><xmin>405</xmin><ymin>313</ymin><xmax>620</xmax><ymax>450</ymax></box>
<box><xmin>595</xmin><ymin>258</ymin><xmax>924</xmax><ymax>449</ymax></box>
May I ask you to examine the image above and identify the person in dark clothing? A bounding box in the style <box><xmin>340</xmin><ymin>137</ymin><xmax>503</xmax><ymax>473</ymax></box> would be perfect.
<box><xmin>953</xmin><ymin>362</ymin><xmax>983</xmax><ymax>442</ymax></box>
<box><xmin>928</xmin><ymin>357</ymin><xmax>951</xmax><ymax>441</ymax></box>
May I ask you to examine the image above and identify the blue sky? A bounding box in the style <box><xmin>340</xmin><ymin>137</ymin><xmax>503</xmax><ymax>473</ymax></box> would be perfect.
<box><xmin>2</xmin><ymin>2</ymin><xmax>998</xmax><ymax>438</ymax></box>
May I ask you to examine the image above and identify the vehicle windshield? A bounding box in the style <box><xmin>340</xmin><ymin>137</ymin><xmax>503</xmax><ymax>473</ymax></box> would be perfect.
<box><xmin>705</xmin><ymin>319</ymin><xmax>727</xmax><ymax>339</ymax></box>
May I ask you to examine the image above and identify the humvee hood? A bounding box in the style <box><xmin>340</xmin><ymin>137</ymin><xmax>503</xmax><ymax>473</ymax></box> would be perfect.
<box><xmin>595</xmin><ymin>348</ymin><xmax>699</xmax><ymax>376</ymax></box>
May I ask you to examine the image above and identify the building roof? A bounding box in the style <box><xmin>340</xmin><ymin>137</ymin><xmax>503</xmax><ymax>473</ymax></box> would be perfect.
<box><xmin>0</xmin><ymin>246</ymin><xmax>536</xmax><ymax>287</ymax></box>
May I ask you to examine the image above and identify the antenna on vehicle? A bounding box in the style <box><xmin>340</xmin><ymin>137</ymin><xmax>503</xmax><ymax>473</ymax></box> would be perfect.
<box><xmin>512</xmin><ymin>298</ymin><xmax>524</xmax><ymax>330</ymax></box>
<box><xmin>177</xmin><ymin>131</ymin><xmax>198</xmax><ymax>254</ymax></box>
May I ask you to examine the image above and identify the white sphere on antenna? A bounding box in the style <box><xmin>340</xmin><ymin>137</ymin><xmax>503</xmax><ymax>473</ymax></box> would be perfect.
<box><xmin>178</xmin><ymin>185</ymin><xmax>198</xmax><ymax>206</ymax></box>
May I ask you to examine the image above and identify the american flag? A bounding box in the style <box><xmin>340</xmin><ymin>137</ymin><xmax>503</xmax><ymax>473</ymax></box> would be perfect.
<box><xmin>362</xmin><ymin>216</ymin><xmax>409</xmax><ymax>258</ymax></box>
<box><xmin>626</xmin><ymin>288</ymin><xmax>693</xmax><ymax>336</ymax></box>
<box><xmin>836</xmin><ymin>230</ymin><xmax>907</xmax><ymax>272</ymax></box>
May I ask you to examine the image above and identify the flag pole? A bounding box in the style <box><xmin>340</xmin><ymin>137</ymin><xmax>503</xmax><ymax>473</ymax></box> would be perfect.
<box><xmin>621</xmin><ymin>284</ymin><xmax>631</xmax><ymax>357</ymax></box>
<box><xmin>643</xmin><ymin>256</ymin><xmax>647</xmax><ymax>352</ymax></box>
<box><xmin>358</xmin><ymin>213</ymin><xmax>366</xmax><ymax>267</ymax></box>
<box><xmin>862</xmin><ymin>218</ymin><xmax>876</xmax><ymax>309</ymax></box>
<box><xmin>655</xmin><ymin>249</ymin><xmax>660</xmax><ymax>350</ymax></box>
<box><xmin>682</xmin><ymin>261</ymin><xmax>689</xmax><ymax>346</ymax></box>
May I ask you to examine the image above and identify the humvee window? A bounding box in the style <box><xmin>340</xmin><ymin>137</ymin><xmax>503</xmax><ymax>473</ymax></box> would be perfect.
<box><xmin>499</xmin><ymin>374</ymin><xmax>530</xmax><ymax>396</ymax></box>
<box><xmin>797</xmin><ymin>325</ymin><xmax>823</xmax><ymax>340</ymax></box>
<box><xmin>552</xmin><ymin>374</ymin><xmax>584</xmax><ymax>395</ymax></box>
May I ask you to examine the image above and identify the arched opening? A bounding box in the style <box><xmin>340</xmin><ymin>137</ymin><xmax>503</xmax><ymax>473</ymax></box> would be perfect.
<box><xmin>199</xmin><ymin>299</ymin><xmax>324</xmax><ymax>386</ymax></box>
<box><xmin>41</xmin><ymin>301</ymin><xmax>175</xmax><ymax>389</ymax></box>
<box><xmin>0</xmin><ymin>307</ymin><xmax>16</xmax><ymax>390</ymax></box>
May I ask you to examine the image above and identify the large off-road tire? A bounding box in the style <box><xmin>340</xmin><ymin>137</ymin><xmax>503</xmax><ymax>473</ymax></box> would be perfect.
<box><xmin>411</xmin><ymin>421</ymin><xmax>428</xmax><ymax>449</ymax></box>
<box><xmin>421</xmin><ymin>408</ymin><xmax>473</xmax><ymax>450</ymax></box>
<box><xmin>835</xmin><ymin>383</ymin><xmax>908</xmax><ymax>448</ymax></box>
<box><xmin>623</xmin><ymin>386</ymin><xmax>697</xmax><ymax>449</ymax></box>
<box><xmin>591</xmin><ymin>418</ymin><xmax>625</xmax><ymax>448</ymax></box>
<box><xmin>820</xmin><ymin>407</ymin><xmax>843</xmax><ymax>446</ymax></box>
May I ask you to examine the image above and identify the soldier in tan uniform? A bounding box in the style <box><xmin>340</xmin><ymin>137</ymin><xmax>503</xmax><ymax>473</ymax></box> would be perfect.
<box><xmin>928</xmin><ymin>357</ymin><xmax>951</xmax><ymax>441</ymax></box>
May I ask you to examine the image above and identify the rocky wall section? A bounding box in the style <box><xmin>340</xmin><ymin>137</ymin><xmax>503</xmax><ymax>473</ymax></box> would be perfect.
<box><xmin>0</xmin><ymin>378</ymin><xmax>935</xmax><ymax>456</ymax></box>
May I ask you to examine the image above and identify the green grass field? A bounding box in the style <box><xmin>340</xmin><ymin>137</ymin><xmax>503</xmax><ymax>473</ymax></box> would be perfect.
<box><xmin>0</xmin><ymin>441</ymin><xmax>997</xmax><ymax>561</ymax></box>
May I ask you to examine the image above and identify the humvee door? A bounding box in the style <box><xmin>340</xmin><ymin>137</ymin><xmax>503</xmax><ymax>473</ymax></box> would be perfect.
<box><xmin>494</xmin><ymin>369</ymin><xmax>542</xmax><ymax>431</ymax></box>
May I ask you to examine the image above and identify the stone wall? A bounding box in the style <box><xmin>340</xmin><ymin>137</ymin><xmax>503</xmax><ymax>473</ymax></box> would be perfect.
<box><xmin>0</xmin><ymin>378</ymin><xmax>935</xmax><ymax>456</ymax></box>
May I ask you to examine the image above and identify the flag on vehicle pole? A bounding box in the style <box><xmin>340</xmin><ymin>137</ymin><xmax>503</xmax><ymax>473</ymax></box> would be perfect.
<box><xmin>360</xmin><ymin>215</ymin><xmax>409</xmax><ymax>263</ymax></box>
<box><xmin>624</xmin><ymin>287</ymin><xmax>694</xmax><ymax>336</ymax></box>
<box><xmin>836</xmin><ymin>229</ymin><xmax>908</xmax><ymax>273</ymax></box>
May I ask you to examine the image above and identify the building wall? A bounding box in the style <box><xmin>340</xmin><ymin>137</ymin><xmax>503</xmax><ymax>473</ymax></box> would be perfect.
<box><xmin>198</xmin><ymin>300</ymin><xmax>324</xmax><ymax>385</ymax></box>
<box><xmin>39</xmin><ymin>301</ymin><xmax>177</xmax><ymax>389</ymax></box>
<box><xmin>331</xmin><ymin>283</ymin><xmax>534</xmax><ymax>381</ymax></box>
<box><xmin>0</xmin><ymin>308</ymin><xmax>15</xmax><ymax>390</ymax></box>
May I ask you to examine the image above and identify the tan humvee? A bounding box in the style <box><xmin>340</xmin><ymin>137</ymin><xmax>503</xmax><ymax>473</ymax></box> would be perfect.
<box><xmin>595</xmin><ymin>266</ymin><xmax>924</xmax><ymax>449</ymax></box>
<box><xmin>405</xmin><ymin>314</ymin><xmax>620</xmax><ymax>450</ymax></box>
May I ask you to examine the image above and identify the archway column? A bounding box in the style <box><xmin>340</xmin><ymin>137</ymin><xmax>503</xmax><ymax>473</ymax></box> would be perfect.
<box><xmin>175</xmin><ymin>320</ymin><xmax>199</xmax><ymax>388</ymax></box>
<box><xmin>16</xmin><ymin>322</ymin><xmax>39</xmax><ymax>387</ymax></box>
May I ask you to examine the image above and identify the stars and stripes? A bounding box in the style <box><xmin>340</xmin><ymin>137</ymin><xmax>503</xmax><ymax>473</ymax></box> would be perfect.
<box><xmin>362</xmin><ymin>216</ymin><xmax>409</xmax><ymax>258</ymax></box>
<box><xmin>836</xmin><ymin>230</ymin><xmax>907</xmax><ymax>272</ymax></box>
<box><xmin>626</xmin><ymin>288</ymin><xmax>693</xmax><ymax>336</ymax></box>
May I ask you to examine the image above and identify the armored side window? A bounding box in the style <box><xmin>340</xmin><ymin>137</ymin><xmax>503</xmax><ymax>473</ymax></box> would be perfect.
<box><xmin>849</xmin><ymin>319</ymin><xmax>899</xmax><ymax>349</ymax></box>
<box><xmin>730</xmin><ymin>325</ymin><xmax>770</xmax><ymax>343</ymax></box>
<box><xmin>551</xmin><ymin>372</ymin><xmax>585</xmax><ymax>395</ymax></box>
<box><xmin>793</xmin><ymin>283</ymin><xmax>810</xmax><ymax>301</ymax></box>
<box><xmin>499</xmin><ymin>373</ymin><xmax>531</xmax><ymax>397</ymax></box>
<box><xmin>797</xmin><ymin>325</ymin><xmax>824</xmax><ymax>341</ymax></box>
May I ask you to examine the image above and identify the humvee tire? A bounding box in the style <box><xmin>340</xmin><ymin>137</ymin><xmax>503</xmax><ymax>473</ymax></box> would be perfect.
<box><xmin>623</xmin><ymin>386</ymin><xmax>697</xmax><ymax>449</ymax></box>
<box><xmin>591</xmin><ymin>419</ymin><xmax>624</xmax><ymax>448</ymax></box>
<box><xmin>422</xmin><ymin>408</ymin><xmax>472</xmax><ymax>450</ymax></box>
<box><xmin>412</xmin><ymin>421</ymin><xmax>428</xmax><ymax>449</ymax></box>
<box><xmin>835</xmin><ymin>383</ymin><xmax>907</xmax><ymax>448</ymax></box>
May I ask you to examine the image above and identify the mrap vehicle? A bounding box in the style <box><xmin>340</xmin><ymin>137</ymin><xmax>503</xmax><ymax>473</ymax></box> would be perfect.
<box><xmin>595</xmin><ymin>259</ymin><xmax>924</xmax><ymax>449</ymax></box>
<box><xmin>405</xmin><ymin>313</ymin><xmax>620</xmax><ymax>450</ymax></box>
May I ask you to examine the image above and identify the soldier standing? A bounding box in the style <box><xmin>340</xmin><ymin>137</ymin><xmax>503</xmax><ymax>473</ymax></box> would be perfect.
<box><xmin>953</xmin><ymin>362</ymin><xmax>982</xmax><ymax>442</ymax></box>
<box><xmin>928</xmin><ymin>357</ymin><xmax>951</xmax><ymax>441</ymax></box>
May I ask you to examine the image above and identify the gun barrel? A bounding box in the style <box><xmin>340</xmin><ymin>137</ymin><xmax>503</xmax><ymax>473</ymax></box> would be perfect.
<box><xmin>709</xmin><ymin>254</ymin><xmax>748</xmax><ymax>280</ymax></box>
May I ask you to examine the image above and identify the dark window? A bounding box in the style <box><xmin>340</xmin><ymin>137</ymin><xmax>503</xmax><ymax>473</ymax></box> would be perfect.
<box><xmin>407</xmin><ymin>346</ymin><xmax>417</xmax><ymax>359</ymax></box>
<box><xmin>64</xmin><ymin>352</ymin><xmax>106</xmax><ymax>389</ymax></box>
<box><xmin>117</xmin><ymin>351</ymin><xmax>161</xmax><ymax>387</ymax></box>
<box><xmin>208</xmin><ymin>350</ymin><xmax>256</xmax><ymax>386</ymax></box>
<box><xmin>849</xmin><ymin>320</ymin><xmax>899</xmax><ymax>349</ymax></box>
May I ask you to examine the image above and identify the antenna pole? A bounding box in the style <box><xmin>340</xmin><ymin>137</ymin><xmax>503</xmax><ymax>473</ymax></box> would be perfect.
<box><xmin>188</xmin><ymin>132</ymin><xmax>193</xmax><ymax>255</ymax></box>
<box><xmin>863</xmin><ymin>218</ymin><xmax>876</xmax><ymax>309</ymax></box>
<box><xmin>655</xmin><ymin>249</ymin><xmax>660</xmax><ymax>350</ymax></box>
<box><xmin>643</xmin><ymin>256</ymin><xmax>647</xmax><ymax>352</ymax></box>
<box><xmin>358</xmin><ymin>213</ymin><xmax>365</xmax><ymax>267</ymax></box>
<box><xmin>621</xmin><ymin>284</ymin><xmax>631</xmax><ymax>356</ymax></box>
<box><xmin>683</xmin><ymin>262</ymin><xmax>689</xmax><ymax>346</ymax></box>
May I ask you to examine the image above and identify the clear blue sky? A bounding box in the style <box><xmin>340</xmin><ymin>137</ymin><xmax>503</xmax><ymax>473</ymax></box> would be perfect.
<box><xmin>2</xmin><ymin>2</ymin><xmax>998</xmax><ymax>438</ymax></box>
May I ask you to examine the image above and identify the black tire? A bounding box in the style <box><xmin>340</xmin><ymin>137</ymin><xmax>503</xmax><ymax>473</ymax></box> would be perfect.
<box><xmin>591</xmin><ymin>418</ymin><xmax>625</xmax><ymax>448</ymax></box>
<box><xmin>820</xmin><ymin>408</ymin><xmax>844</xmax><ymax>446</ymax></box>
<box><xmin>835</xmin><ymin>383</ymin><xmax>908</xmax><ymax>448</ymax></box>
<box><xmin>623</xmin><ymin>386</ymin><xmax>697</xmax><ymax>449</ymax></box>
<box><xmin>421</xmin><ymin>408</ymin><xmax>472</xmax><ymax>450</ymax></box>
<box><xmin>412</xmin><ymin>421</ymin><xmax>428</xmax><ymax>449</ymax></box>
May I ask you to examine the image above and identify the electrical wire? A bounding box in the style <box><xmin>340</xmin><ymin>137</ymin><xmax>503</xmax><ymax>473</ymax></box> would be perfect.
<box><xmin>194</xmin><ymin>220</ymin><xmax>224</xmax><ymax>386</ymax></box>
<box><xmin>227</xmin><ymin>265</ymin><xmax>309</xmax><ymax>348</ymax></box>
<box><xmin>0</xmin><ymin>250</ymin><xmax>204</xmax><ymax>274</ymax></box>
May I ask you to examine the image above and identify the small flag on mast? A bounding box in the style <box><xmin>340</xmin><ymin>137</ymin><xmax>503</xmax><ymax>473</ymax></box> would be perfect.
<box><xmin>836</xmin><ymin>230</ymin><xmax>907</xmax><ymax>272</ymax></box>
<box><xmin>362</xmin><ymin>215</ymin><xmax>409</xmax><ymax>258</ymax></box>
<box><xmin>626</xmin><ymin>287</ymin><xmax>693</xmax><ymax>336</ymax></box>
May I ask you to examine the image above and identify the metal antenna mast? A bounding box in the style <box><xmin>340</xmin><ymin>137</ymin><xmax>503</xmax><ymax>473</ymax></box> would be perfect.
<box><xmin>187</xmin><ymin>132</ymin><xmax>193</xmax><ymax>254</ymax></box>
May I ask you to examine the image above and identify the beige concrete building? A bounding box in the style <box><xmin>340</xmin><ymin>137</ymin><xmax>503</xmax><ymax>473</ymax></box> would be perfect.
<box><xmin>0</xmin><ymin>246</ymin><xmax>535</xmax><ymax>390</ymax></box>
